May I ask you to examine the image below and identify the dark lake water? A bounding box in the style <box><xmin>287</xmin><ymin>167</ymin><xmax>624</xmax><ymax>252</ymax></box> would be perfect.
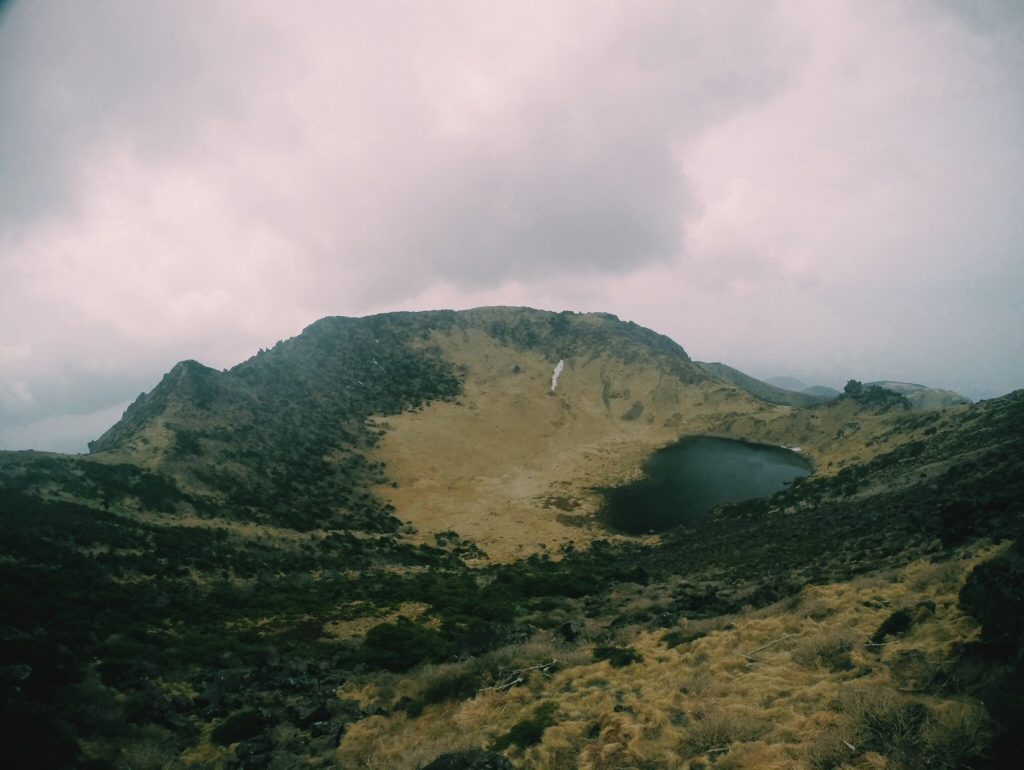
<box><xmin>602</xmin><ymin>436</ymin><xmax>812</xmax><ymax>534</ymax></box>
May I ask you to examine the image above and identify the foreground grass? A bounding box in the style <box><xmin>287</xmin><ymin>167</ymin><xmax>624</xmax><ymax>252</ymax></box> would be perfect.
<box><xmin>335</xmin><ymin>543</ymin><xmax>1000</xmax><ymax>770</ymax></box>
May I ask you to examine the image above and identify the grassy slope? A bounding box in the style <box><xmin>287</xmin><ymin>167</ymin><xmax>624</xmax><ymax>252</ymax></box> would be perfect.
<box><xmin>338</xmin><ymin>544</ymin><xmax>1001</xmax><ymax>770</ymax></box>
<box><xmin>372</xmin><ymin>323</ymin><xmax>761</xmax><ymax>561</ymax></box>
<box><xmin>1</xmin><ymin>308</ymin><xmax>1021</xmax><ymax>769</ymax></box>
<box><xmin>373</xmin><ymin>317</ymin><xmax>942</xmax><ymax>561</ymax></box>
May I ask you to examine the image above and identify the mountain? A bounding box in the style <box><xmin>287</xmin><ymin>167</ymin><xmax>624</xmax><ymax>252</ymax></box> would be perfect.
<box><xmin>2</xmin><ymin>306</ymin><xmax>1022</xmax><ymax>770</ymax></box>
<box><xmin>867</xmin><ymin>380</ymin><xmax>972</xmax><ymax>411</ymax></box>
<box><xmin>764</xmin><ymin>375</ymin><xmax>812</xmax><ymax>392</ymax></box>
<box><xmin>764</xmin><ymin>376</ymin><xmax>968</xmax><ymax>409</ymax></box>
<box><xmin>802</xmin><ymin>383</ymin><xmax>841</xmax><ymax>398</ymax></box>
<box><xmin>697</xmin><ymin>363</ymin><xmax>830</xmax><ymax>408</ymax></box>
<box><xmin>764</xmin><ymin>375</ymin><xmax>842</xmax><ymax>400</ymax></box>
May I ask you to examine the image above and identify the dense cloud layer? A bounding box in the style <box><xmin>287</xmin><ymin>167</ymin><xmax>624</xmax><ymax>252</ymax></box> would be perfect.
<box><xmin>2</xmin><ymin>1</ymin><xmax>1023</xmax><ymax>450</ymax></box>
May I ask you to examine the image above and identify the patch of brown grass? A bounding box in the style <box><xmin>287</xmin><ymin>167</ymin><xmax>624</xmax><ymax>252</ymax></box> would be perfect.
<box><xmin>686</xmin><ymin>707</ymin><xmax>769</xmax><ymax>753</ymax></box>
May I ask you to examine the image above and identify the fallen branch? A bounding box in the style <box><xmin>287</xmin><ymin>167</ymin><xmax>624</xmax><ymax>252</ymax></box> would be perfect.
<box><xmin>491</xmin><ymin>677</ymin><xmax>523</xmax><ymax>692</ymax></box>
<box><xmin>742</xmin><ymin>633</ymin><xmax>798</xmax><ymax>661</ymax></box>
<box><xmin>510</xmin><ymin>659</ymin><xmax>558</xmax><ymax>676</ymax></box>
<box><xmin>484</xmin><ymin>660</ymin><xmax>558</xmax><ymax>692</ymax></box>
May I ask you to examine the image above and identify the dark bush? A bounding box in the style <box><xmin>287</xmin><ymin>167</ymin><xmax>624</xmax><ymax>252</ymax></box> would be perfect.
<box><xmin>491</xmin><ymin>701</ymin><xmax>559</xmax><ymax>751</ymax></box>
<box><xmin>870</xmin><ymin>602</ymin><xmax>933</xmax><ymax>645</ymax></box>
<box><xmin>422</xmin><ymin>749</ymin><xmax>513</xmax><ymax>769</ymax></box>
<box><xmin>593</xmin><ymin>645</ymin><xmax>643</xmax><ymax>667</ymax></box>
<box><xmin>361</xmin><ymin>617</ymin><xmax>449</xmax><ymax>672</ymax></box>
<box><xmin>422</xmin><ymin>668</ymin><xmax>483</xmax><ymax>705</ymax></box>
<box><xmin>211</xmin><ymin>708</ymin><xmax>265</xmax><ymax>746</ymax></box>
<box><xmin>661</xmin><ymin>630</ymin><xmax>706</xmax><ymax>648</ymax></box>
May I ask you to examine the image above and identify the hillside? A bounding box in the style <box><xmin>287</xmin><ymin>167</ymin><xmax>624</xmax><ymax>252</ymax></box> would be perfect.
<box><xmin>696</xmin><ymin>362</ymin><xmax>830</xmax><ymax>408</ymax></box>
<box><xmin>1</xmin><ymin>307</ymin><xmax>1022</xmax><ymax>770</ymax></box>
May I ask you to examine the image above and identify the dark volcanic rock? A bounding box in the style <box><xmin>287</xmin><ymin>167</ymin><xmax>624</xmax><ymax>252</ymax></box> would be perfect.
<box><xmin>420</xmin><ymin>749</ymin><xmax>514</xmax><ymax>770</ymax></box>
<box><xmin>869</xmin><ymin>601</ymin><xmax>935</xmax><ymax>645</ymax></box>
<box><xmin>954</xmin><ymin>537</ymin><xmax>1024</xmax><ymax>768</ymax></box>
<box><xmin>309</xmin><ymin>720</ymin><xmax>343</xmax><ymax>741</ymax></box>
<box><xmin>292</xmin><ymin>700</ymin><xmax>331</xmax><ymax>728</ymax></box>
<box><xmin>557</xmin><ymin>620</ymin><xmax>585</xmax><ymax>643</ymax></box>
<box><xmin>959</xmin><ymin>540</ymin><xmax>1024</xmax><ymax>657</ymax></box>
<box><xmin>229</xmin><ymin>734</ymin><xmax>273</xmax><ymax>770</ymax></box>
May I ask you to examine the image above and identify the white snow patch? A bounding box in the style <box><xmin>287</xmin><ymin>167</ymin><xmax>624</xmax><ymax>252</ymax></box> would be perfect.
<box><xmin>550</xmin><ymin>359</ymin><xmax>565</xmax><ymax>392</ymax></box>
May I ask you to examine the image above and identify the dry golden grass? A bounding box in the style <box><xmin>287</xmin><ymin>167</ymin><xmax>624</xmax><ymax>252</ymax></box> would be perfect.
<box><xmin>370</xmin><ymin>327</ymin><xmax>742</xmax><ymax>561</ymax></box>
<box><xmin>333</xmin><ymin>541</ymin><xmax>1003</xmax><ymax>769</ymax></box>
<box><xmin>368</xmin><ymin>328</ymin><xmax>950</xmax><ymax>562</ymax></box>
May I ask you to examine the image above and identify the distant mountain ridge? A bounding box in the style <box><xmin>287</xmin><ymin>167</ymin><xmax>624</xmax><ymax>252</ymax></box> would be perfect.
<box><xmin>765</xmin><ymin>375</ymin><xmax>841</xmax><ymax>398</ymax></box>
<box><xmin>760</xmin><ymin>375</ymin><xmax>970</xmax><ymax>411</ymax></box>
<box><xmin>867</xmin><ymin>380</ymin><xmax>972</xmax><ymax>411</ymax></box>
<box><xmin>802</xmin><ymin>384</ymin><xmax>841</xmax><ymax>398</ymax></box>
<box><xmin>697</xmin><ymin>363</ymin><xmax>831</xmax><ymax>407</ymax></box>
<box><xmin>763</xmin><ymin>375</ymin><xmax>813</xmax><ymax>393</ymax></box>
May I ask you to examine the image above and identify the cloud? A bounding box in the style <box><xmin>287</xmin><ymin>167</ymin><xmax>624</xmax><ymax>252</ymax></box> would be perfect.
<box><xmin>1</xmin><ymin>0</ymin><xmax>1022</xmax><ymax>449</ymax></box>
<box><xmin>0</xmin><ymin>401</ymin><xmax>132</xmax><ymax>454</ymax></box>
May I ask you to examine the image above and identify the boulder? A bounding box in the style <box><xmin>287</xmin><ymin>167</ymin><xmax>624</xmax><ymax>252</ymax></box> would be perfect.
<box><xmin>420</xmin><ymin>749</ymin><xmax>513</xmax><ymax>770</ymax></box>
<box><xmin>557</xmin><ymin>620</ymin><xmax>584</xmax><ymax>643</ymax></box>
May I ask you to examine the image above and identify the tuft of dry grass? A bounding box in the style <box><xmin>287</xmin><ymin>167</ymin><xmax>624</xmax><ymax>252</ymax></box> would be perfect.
<box><xmin>837</xmin><ymin>685</ymin><xmax>926</xmax><ymax>763</ymax></box>
<box><xmin>793</xmin><ymin>633</ymin><xmax>855</xmax><ymax>672</ymax></box>
<box><xmin>805</xmin><ymin>722</ymin><xmax>862</xmax><ymax>770</ymax></box>
<box><xmin>686</xmin><ymin>707</ymin><xmax>769</xmax><ymax>753</ymax></box>
<box><xmin>919</xmin><ymin>699</ymin><xmax>994</xmax><ymax>769</ymax></box>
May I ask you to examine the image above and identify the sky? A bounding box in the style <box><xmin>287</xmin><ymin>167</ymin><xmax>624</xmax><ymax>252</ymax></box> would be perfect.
<box><xmin>2</xmin><ymin>0</ymin><xmax>1023</xmax><ymax>452</ymax></box>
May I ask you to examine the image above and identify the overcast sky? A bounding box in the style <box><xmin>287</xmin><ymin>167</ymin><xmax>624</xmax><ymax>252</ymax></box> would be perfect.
<box><xmin>2</xmin><ymin>1</ymin><xmax>1023</xmax><ymax>452</ymax></box>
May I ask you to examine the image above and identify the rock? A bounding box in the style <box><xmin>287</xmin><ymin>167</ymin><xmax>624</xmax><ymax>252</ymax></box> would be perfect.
<box><xmin>960</xmin><ymin>541</ymin><xmax>1024</xmax><ymax>657</ymax></box>
<box><xmin>869</xmin><ymin>601</ymin><xmax>935</xmax><ymax>645</ymax></box>
<box><xmin>229</xmin><ymin>734</ymin><xmax>273</xmax><ymax>770</ymax></box>
<box><xmin>310</xmin><ymin>720</ymin><xmax>342</xmax><ymax>740</ymax></box>
<box><xmin>235</xmin><ymin>734</ymin><xmax>272</xmax><ymax>758</ymax></box>
<box><xmin>393</xmin><ymin>696</ymin><xmax>424</xmax><ymax>717</ymax></box>
<box><xmin>955</xmin><ymin>538</ymin><xmax>1024</xmax><ymax>770</ymax></box>
<box><xmin>292</xmin><ymin>701</ymin><xmax>331</xmax><ymax>728</ymax></box>
<box><xmin>420</xmin><ymin>749</ymin><xmax>514</xmax><ymax>770</ymax></box>
<box><xmin>557</xmin><ymin>620</ymin><xmax>585</xmax><ymax>643</ymax></box>
<box><xmin>334</xmin><ymin>698</ymin><xmax>365</xmax><ymax>724</ymax></box>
